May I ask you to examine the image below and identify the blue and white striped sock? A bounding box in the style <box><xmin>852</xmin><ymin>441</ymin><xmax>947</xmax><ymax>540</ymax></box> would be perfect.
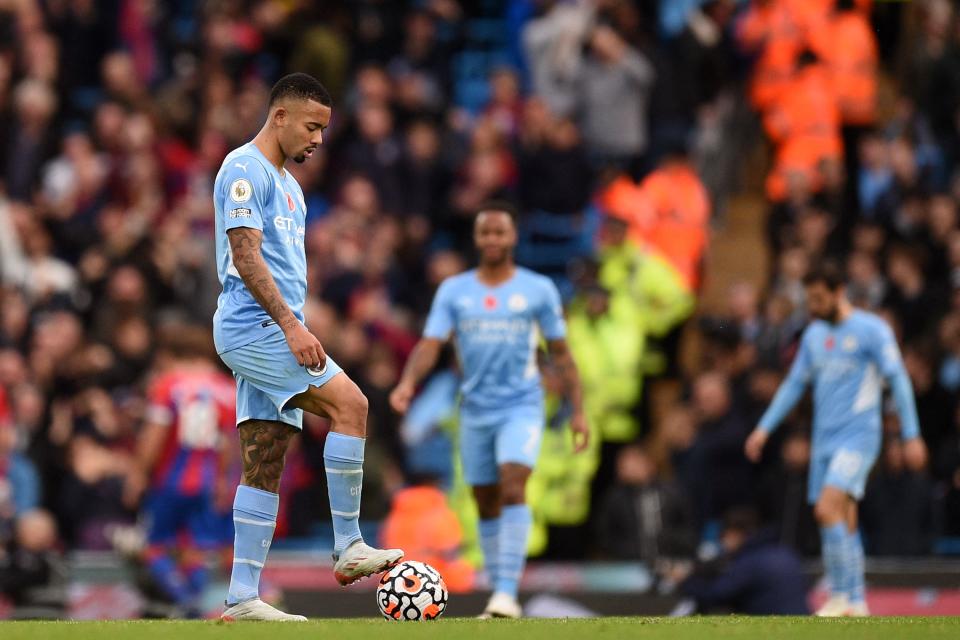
<box><xmin>324</xmin><ymin>432</ymin><xmax>365</xmax><ymax>555</ymax></box>
<box><xmin>495</xmin><ymin>504</ymin><xmax>531</xmax><ymax>598</ymax></box>
<box><xmin>227</xmin><ymin>485</ymin><xmax>278</xmax><ymax>605</ymax></box>
<box><xmin>848</xmin><ymin>529</ymin><xmax>866</xmax><ymax>604</ymax></box>
<box><xmin>821</xmin><ymin>523</ymin><xmax>847</xmax><ymax>598</ymax></box>
<box><xmin>479</xmin><ymin>517</ymin><xmax>501</xmax><ymax>589</ymax></box>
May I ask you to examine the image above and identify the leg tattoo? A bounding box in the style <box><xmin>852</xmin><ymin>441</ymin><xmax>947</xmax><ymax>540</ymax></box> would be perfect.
<box><xmin>237</xmin><ymin>420</ymin><xmax>295</xmax><ymax>493</ymax></box>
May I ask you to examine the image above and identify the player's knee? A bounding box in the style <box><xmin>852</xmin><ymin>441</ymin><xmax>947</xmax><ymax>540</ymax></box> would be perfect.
<box><xmin>472</xmin><ymin>485</ymin><xmax>501</xmax><ymax>518</ymax></box>
<box><xmin>499</xmin><ymin>478</ymin><xmax>527</xmax><ymax>506</ymax></box>
<box><xmin>814</xmin><ymin>497</ymin><xmax>842</xmax><ymax>525</ymax></box>
<box><xmin>331</xmin><ymin>385</ymin><xmax>368</xmax><ymax>437</ymax></box>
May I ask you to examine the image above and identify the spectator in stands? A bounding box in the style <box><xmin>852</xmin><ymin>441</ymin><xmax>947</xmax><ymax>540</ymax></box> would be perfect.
<box><xmin>862</xmin><ymin>436</ymin><xmax>935</xmax><ymax>556</ymax></box>
<box><xmin>0</xmin><ymin>509</ymin><xmax>66</xmax><ymax>619</ymax></box>
<box><xmin>576</xmin><ymin>23</ymin><xmax>655</xmax><ymax>174</ymax></box>
<box><xmin>596</xmin><ymin>444</ymin><xmax>696</xmax><ymax>564</ymax></box>
<box><xmin>677</xmin><ymin>507</ymin><xmax>810</xmax><ymax>615</ymax></box>
<box><xmin>598</xmin><ymin>143</ymin><xmax>710</xmax><ymax>291</ymax></box>
<box><xmin>381</xmin><ymin>474</ymin><xmax>474</xmax><ymax>593</ymax></box>
<box><xmin>688</xmin><ymin>371</ymin><xmax>755</xmax><ymax>524</ymax></box>
<box><xmin>756</xmin><ymin>430</ymin><xmax>820</xmax><ymax>556</ymax></box>
<box><xmin>934</xmin><ymin>404</ymin><xmax>960</xmax><ymax>537</ymax></box>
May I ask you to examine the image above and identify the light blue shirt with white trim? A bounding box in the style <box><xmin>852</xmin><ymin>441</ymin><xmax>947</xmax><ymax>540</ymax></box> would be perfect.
<box><xmin>423</xmin><ymin>268</ymin><xmax>566</xmax><ymax>411</ymax></box>
<box><xmin>213</xmin><ymin>142</ymin><xmax>308</xmax><ymax>354</ymax></box>
<box><xmin>759</xmin><ymin>309</ymin><xmax>920</xmax><ymax>454</ymax></box>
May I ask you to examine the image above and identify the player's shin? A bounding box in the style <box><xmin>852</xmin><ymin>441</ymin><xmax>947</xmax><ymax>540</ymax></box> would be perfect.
<box><xmin>495</xmin><ymin>504</ymin><xmax>532</xmax><ymax>598</ymax></box>
<box><xmin>820</xmin><ymin>523</ymin><xmax>848</xmax><ymax>598</ymax></box>
<box><xmin>227</xmin><ymin>486</ymin><xmax>279</xmax><ymax>605</ymax></box>
<box><xmin>324</xmin><ymin>432</ymin><xmax>365</xmax><ymax>555</ymax></box>
<box><xmin>479</xmin><ymin>517</ymin><xmax>501</xmax><ymax>588</ymax></box>
<box><xmin>848</xmin><ymin>529</ymin><xmax>866</xmax><ymax>605</ymax></box>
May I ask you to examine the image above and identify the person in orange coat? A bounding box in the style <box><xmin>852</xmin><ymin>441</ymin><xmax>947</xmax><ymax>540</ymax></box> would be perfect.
<box><xmin>381</xmin><ymin>477</ymin><xmax>475</xmax><ymax>593</ymax></box>
<box><xmin>597</xmin><ymin>144</ymin><xmax>711</xmax><ymax>291</ymax></box>
<box><xmin>737</xmin><ymin>0</ymin><xmax>806</xmax><ymax>112</ymax></box>
<box><xmin>809</xmin><ymin>0</ymin><xmax>877</xmax><ymax>126</ymax></box>
<box><xmin>763</xmin><ymin>50</ymin><xmax>843</xmax><ymax>202</ymax></box>
<box><xmin>809</xmin><ymin>0</ymin><xmax>879</xmax><ymax>213</ymax></box>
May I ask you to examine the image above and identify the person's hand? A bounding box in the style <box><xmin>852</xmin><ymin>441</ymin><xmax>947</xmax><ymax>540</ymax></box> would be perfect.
<box><xmin>283</xmin><ymin>322</ymin><xmax>326</xmax><ymax>370</ymax></box>
<box><xmin>744</xmin><ymin>428</ymin><xmax>769</xmax><ymax>463</ymax></box>
<box><xmin>570</xmin><ymin>411</ymin><xmax>590</xmax><ymax>453</ymax></box>
<box><xmin>903</xmin><ymin>437</ymin><xmax>928</xmax><ymax>471</ymax></box>
<box><xmin>390</xmin><ymin>381</ymin><xmax>416</xmax><ymax>415</ymax></box>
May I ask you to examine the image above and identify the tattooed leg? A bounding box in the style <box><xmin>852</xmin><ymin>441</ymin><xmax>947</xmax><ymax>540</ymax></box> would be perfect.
<box><xmin>237</xmin><ymin>419</ymin><xmax>297</xmax><ymax>493</ymax></box>
<box><xmin>226</xmin><ymin>419</ymin><xmax>295</xmax><ymax>605</ymax></box>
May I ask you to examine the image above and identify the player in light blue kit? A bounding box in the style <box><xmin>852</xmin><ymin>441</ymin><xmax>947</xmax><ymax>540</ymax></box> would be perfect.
<box><xmin>744</xmin><ymin>264</ymin><xmax>927</xmax><ymax>617</ymax></box>
<box><xmin>390</xmin><ymin>203</ymin><xmax>590</xmax><ymax>618</ymax></box>
<box><xmin>213</xmin><ymin>73</ymin><xmax>402</xmax><ymax>622</ymax></box>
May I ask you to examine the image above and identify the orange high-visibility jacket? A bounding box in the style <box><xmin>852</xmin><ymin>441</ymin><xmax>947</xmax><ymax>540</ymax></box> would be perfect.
<box><xmin>809</xmin><ymin>10</ymin><xmax>878</xmax><ymax>125</ymax></box>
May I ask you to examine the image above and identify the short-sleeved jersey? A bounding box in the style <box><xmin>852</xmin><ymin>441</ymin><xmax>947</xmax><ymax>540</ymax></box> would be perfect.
<box><xmin>213</xmin><ymin>142</ymin><xmax>308</xmax><ymax>354</ymax></box>
<box><xmin>147</xmin><ymin>370</ymin><xmax>236</xmax><ymax>495</ymax></box>
<box><xmin>775</xmin><ymin>310</ymin><xmax>905</xmax><ymax>452</ymax></box>
<box><xmin>423</xmin><ymin>267</ymin><xmax>566</xmax><ymax>410</ymax></box>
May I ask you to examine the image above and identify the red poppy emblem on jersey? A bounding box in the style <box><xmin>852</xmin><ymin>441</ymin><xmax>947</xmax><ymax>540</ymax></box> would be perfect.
<box><xmin>286</xmin><ymin>192</ymin><xmax>295</xmax><ymax>211</ymax></box>
<box><xmin>484</xmin><ymin>295</ymin><xmax>497</xmax><ymax>310</ymax></box>
<box><xmin>825</xmin><ymin>336</ymin><xmax>835</xmax><ymax>350</ymax></box>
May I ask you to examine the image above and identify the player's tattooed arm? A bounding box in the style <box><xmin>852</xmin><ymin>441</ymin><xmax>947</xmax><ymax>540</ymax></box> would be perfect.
<box><xmin>547</xmin><ymin>339</ymin><xmax>584</xmax><ymax>413</ymax></box>
<box><xmin>548</xmin><ymin>338</ymin><xmax>590</xmax><ymax>452</ymax></box>
<box><xmin>237</xmin><ymin>420</ymin><xmax>296</xmax><ymax>493</ymax></box>
<box><xmin>227</xmin><ymin>227</ymin><xmax>299</xmax><ymax>332</ymax></box>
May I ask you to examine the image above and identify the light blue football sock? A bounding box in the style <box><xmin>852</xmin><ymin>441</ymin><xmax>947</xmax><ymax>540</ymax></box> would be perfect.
<box><xmin>324</xmin><ymin>432</ymin><xmax>365</xmax><ymax>555</ymax></box>
<box><xmin>479</xmin><ymin>517</ymin><xmax>501</xmax><ymax>589</ymax></box>
<box><xmin>821</xmin><ymin>523</ymin><xmax>848</xmax><ymax>598</ymax></box>
<box><xmin>495</xmin><ymin>504</ymin><xmax>531</xmax><ymax>598</ymax></box>
<box><xmin>848</xmin><ymin>529</ymin><xmax>866</xmax><ymax>604</ymax></box>
<box><xmin>227</xmin><ymin>485</ymin><xmax>278</xmax><ymax>605</ymax></box>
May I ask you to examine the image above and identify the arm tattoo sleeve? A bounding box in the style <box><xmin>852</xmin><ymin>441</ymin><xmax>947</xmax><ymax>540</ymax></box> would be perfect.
<box><xmin>227</xmin><ymin>227</ymin><xmax>298</xmax><ymax>331</ymax></box>
<box><xmin>549</xmin><ymin>340</ymin><xmax>584</xmax><ymax>413</ymax></box>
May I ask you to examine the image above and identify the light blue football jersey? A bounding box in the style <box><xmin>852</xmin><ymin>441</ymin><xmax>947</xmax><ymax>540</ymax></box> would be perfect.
<box><xmin>213</xmin><ymin>142</ymin><xmax>308</xmax><ymax>354</ymax></box>
<box><xmin>759</xmin><ymin>309</ymin><xmax>919</xmax><ymax>453</ymax></box>
<box><xmin>423</xmin><ymin>267</ymin><xmax>566</xmax><ymax>410</ymax></box>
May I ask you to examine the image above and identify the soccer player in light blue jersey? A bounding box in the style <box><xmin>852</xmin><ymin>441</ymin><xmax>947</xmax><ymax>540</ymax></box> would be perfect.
<box><xmin>744</xmin><ymin>264</ymin><xmax>927</xmax><ymax>617</ymax></box>
<box><xmin>213</xmin><ymin>73</ymin><xmax>402</xmax><ymax>622</ymax></box>
<box><xmin>390</xmin><ymin>203</ymin><xmax>590</xmax><ymax>619</ymax></box>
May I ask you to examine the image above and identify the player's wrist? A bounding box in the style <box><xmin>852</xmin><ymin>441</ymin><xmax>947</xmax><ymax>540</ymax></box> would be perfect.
<box><xmin>279</xmin><ymin>317</ymin><xmax>301</xmax><ymax>333</ymax></box>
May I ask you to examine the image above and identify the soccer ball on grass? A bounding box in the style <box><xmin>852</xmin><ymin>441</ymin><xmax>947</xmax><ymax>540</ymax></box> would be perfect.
<box><xmin>376</xmin><ymin>560</ymin><xmax>448</xmax><ymax>621</ymax></box>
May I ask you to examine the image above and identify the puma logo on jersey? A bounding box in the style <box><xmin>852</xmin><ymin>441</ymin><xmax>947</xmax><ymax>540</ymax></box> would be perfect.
<box><xmin>234</xmin><ymin>162</ymin><xmax>249</xmax><ymax>172</ymax></box>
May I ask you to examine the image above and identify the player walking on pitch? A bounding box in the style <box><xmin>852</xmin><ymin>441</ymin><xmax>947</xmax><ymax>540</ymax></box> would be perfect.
<box><xmin>744</xmin><ymin>264</ymin><xmax>927</xmax><ymax>617</ymax></box>
<box><xmin>213</xmin><ymin>73</ymin><xmax>402</xmax><ymax>621</ymax></box>
<box><xmin>390</xmin><ymin>203</ymin><xmax>590</xmax><ymax>618</ymax></box>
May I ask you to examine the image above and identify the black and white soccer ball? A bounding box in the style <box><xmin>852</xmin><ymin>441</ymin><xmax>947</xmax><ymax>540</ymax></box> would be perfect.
<box><xmin>376</xmin><ymin>560</ymin><xmax>448</xmax><ymax>621</ymax></box>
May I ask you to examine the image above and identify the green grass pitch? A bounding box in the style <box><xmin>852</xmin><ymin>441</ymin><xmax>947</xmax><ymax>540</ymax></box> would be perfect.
<box><xmin>1</xmin><ymin>617</ymin><xmax>959</xmax><ymax>640</ymax></box>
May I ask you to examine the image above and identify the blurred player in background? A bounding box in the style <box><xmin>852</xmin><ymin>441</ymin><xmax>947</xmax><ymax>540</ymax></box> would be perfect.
<box><xmin>126</xmin><ymin>326</ymin><xmax>236</xmax><ymax>618</ymax></box>
<box><xmin>390</xmin><ymin>202</ymin><xmax>589</xmax><ymax>619</ymax></box>
<box><xmin>745</xmin><ymin>264</ymin><xmax>927</xmax><ymax>616</ymax></box>
<box><xmin>213</xmin><ymin>73</ymin><xmax>402</xmax><ymax>621</ymax></box>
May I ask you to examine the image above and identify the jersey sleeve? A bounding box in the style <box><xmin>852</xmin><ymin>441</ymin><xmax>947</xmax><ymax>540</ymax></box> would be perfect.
<box><xmin>423</xmin><ymin>279</ymin><xmax>456</xmax><ymax>340</ymax></box>
<box><xmin>872</xmin><ymin>321</ymin><xmax>921</xmax><ymax>440</ymax></box>
<box><xmin>537</xmin><ymin>277</ymin><xmax>567</xmax><ymax>340</ymax></box>
<box><xmin>220</xmin><ymin>157</ymin><xmax>272</xmax><ymax>232</ymax></box>
<box><xmin>872</xmin><ymin>321</ymin><xmax>905</xmax><ymax>379</ymax></box>
<box><xmin>758</xmin><ymin>329</ymin><xmax>814</xmax><ymax>433</ymax></box>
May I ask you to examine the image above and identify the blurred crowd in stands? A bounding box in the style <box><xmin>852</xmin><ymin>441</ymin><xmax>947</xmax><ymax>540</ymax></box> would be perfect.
<box><xmin>0</xmin><ymin>0</ymin><xmax>959</xmax><ymax>615</ymax></box>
